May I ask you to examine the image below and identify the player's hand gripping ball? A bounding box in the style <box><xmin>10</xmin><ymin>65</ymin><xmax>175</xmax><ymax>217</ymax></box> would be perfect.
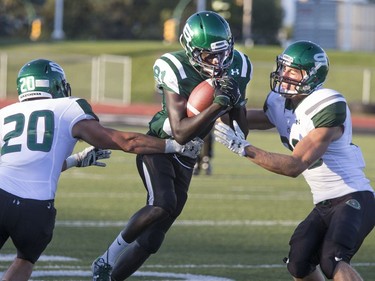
<box><xmin>187</xmin><ymin>79</ymin><xmax>215</xmax><ymax>117</ymax></box>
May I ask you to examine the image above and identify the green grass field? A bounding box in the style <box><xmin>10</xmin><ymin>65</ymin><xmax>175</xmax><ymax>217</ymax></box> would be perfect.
<box><xmin>1</xmin><ymin>128</ymin><xmax>374</xmax><ymax>281</ymax></box>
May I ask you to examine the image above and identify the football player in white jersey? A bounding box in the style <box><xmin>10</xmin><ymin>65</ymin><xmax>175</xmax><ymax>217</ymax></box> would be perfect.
<box><xmin>0</xmin><ymin>59</ymin><xmax>202</xmax><ymax>281</ymax></box>
<box><xmin>92</xmin><ymin>11</ymin><xmax>253</xmax><ymax>281</ymax></box>
<box><xmin>215</xmin><ymin>41</ymin><xmax>375</xmax><ymax>281</ymax></box>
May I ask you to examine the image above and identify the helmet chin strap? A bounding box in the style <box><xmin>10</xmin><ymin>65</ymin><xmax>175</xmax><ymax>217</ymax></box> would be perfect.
<box><xmin>66</xmin><ymin>82</ymin><xmax>72</xmax><ymax>97</ymax></box>
<box><xmin>280</xmin><ymin>87</ymin><xmax>298</xmax><ymax>95</ymax></box>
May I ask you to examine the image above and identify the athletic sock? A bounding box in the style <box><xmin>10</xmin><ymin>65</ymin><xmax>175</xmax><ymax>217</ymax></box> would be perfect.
<box><xmin>102</xmin><ymin>232</ymin><xmax>129</xmax><ymax>266</ymax></box>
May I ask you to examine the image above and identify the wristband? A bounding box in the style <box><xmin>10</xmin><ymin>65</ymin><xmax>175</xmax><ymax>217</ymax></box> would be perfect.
<box><xmin>165</xmin><ymin>139</ymin><xmax>182</xmax><ymax>153</ymax></box>
<box><xmin>65</xmin><ymin>155</ymin><xmax>78</xmax><ymax>169</ymax></box>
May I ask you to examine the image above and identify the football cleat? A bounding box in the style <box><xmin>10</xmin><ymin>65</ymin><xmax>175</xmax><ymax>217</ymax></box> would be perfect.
<box><xmin>92</xmin><ymin>257</ymin><xmax>112</xmax><ymax>281</ymax></box>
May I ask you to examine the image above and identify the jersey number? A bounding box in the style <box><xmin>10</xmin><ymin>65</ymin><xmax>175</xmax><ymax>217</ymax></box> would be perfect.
<box><xmin>1</xmin><ymin>110</ymin><xmax>54</xmax><ymax>155</ymax></box>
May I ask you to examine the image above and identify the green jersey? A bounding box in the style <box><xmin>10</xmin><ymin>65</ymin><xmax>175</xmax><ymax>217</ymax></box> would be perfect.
<box><xmin>149</xmin><ymin>49</ymin><xmax>252</xmax><ymax>139</ymax></box>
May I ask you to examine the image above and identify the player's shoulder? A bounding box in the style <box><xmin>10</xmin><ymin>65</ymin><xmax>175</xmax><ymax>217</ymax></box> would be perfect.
<box><xmin>48</xmin><ymin>96</ymin><xmax>91</xmax><ymax>109</ymax></box>
<box><xmin>67</xmin><ymin>96</ymin><xmax>92</xmax><ymax>106</ymax></box>
<box><xmin>51</xmin><ymin>97</ymin><xmax>98</xmax><ymax>120</ymax></box>
<box><xmin>154</xmin><ymin>50</ymin><xmax>189</xmax><ymax>72</ymax></box>
<box><xmin>299</xmin><ymin>88</ymin><xmax>347</xmax><ymax>127</ymax></box>
<box><xmin>228</xmin><ymin>49</ymin><xmax>253</xmax><ymax>79</ymax></box>
<box><xmin>309</xmin><ymin>88</ymin><xmax>345</xmax><ymax>102</ymax></box>
<box><xmin>153</xmin><ymin>50</ymin><xmax>201</xmax><ymax>92</ymax></box>
<box><xmin>232</xmin><ymin>49</ymin><xmax>251</xmax><ymax>65</ymax></box>
<box><xmin>301</xmin><ymin>88</ymin><xmax>346</xmax><ymax>114</ymax></box>
<box><xmin>233</xmin><ymin>49</ymin><xmax>249</xmax><ymax>60</ymax></box>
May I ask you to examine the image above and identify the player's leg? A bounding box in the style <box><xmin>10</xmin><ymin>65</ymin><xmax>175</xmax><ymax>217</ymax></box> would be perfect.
<box><xmin>110</xmin><ymin>154</ymin><xmax>193</xmax><ymax>281</ymax></box>
<box><xmin>92</xmin><ymin>204</ymin><xmax>169</xmax><ymax>275</ymax></box>
<box><xmin>2</xmin><ymin>258</ymin><xmax>34</xmax><ymax>281</ymax></box>
<box><xmin>111</xmin><ymin>186</ymin><xmax>189</xmax><ymax>280</ymax></box>
<box><xmin>111</xmin><ymin>216</ymin><xmax>175</xmax><ymax>280</ymax></box>
<box><xmin>292</xmin><ymin>267</ymin><xmax>325</xmax><ymax>281</ymax></box>
<box><xmin>286</xmin><ymin>208</ymin><xmax>326</xmax><ymax>280</ymax></box>
<box><xmin>4</xmin><ymin>196</ymin><xmax>56</xmax><ymax>281</ymax></box>
<box><xmin>332</xmin><ymin>261</ymin><xmax>363</xmax><ymax>281</ymax></box>
<box><xmin>92</xmin><ymin>154</ymin><xmax>180</xmax><ymax>280</ymax></box>
<box><xmin>291</xmin><ymin>266</ymin><xmax>325</xmax><ymax>281</ymax></box>
<box><xmin>319</xmin><ymin>191</ymin><xmax>375</xmax><ymax>280</ymax></box>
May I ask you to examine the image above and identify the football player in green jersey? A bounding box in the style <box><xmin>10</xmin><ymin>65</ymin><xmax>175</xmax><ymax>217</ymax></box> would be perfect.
<box><xmin>92</xmin><ymin>11</ymin><xmax>253</xmax><ymax>281</ymax></box>
<box><xmin>215</xmin><ymin>40</ymin><xmax>375</xmax><ymax>281</ymax></box>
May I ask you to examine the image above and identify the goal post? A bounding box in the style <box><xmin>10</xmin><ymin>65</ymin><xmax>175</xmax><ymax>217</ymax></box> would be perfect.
<box><xmin>91</xmin><ymin>54</ymin><xmax>132</xmax><ymax>104</ymax></box>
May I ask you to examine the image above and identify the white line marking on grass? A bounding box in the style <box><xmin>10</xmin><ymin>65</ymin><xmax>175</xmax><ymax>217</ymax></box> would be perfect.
<box><xmin>145</xmin><ymin>264</ymin><xmax>285</xmax><ymax>269</ymax></box>
<box><xmin>133</xmin><ymin>271</ymin><xmax>233</xmax><ymax>281</ymax></box>
<box><xmin>0</xmin><ymin>254</ymin><xmax>78</xmax><ymax>262</ymax></box>
<box><xmin>55</xmin><ymin>220</ymin><xmax>301</xmax><ymax>227</ymax></box>
<box><xmin>17</xmin><ymin>270</ymin><xmax>235</xmax><ymax>281</ymax></box>
<box><xmin>2</xmin><ymin>262</ymin><xmax>374</xmax><ymax>281</ymax></box>
<box><xmin>144</xmin><ymin>262</ymin><xmax>374</xmax><ymax>268</ymax></box>
<box><xmin>58</xmin><ymin>191</ymin><xmax>310</xmax><ymax>201</ymax></box>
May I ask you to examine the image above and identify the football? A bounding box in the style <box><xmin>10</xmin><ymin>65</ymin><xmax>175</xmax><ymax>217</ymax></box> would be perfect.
<box><xmin>187</xmin><ymin>79</ymin><xmax>215</xmax><ymax>117</ymax></box>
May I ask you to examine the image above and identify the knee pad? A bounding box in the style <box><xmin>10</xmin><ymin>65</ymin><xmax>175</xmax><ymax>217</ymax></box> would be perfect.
<box><xmin>122</xmin><ymin>206</ymin><xmax>169</xmax><ymax>243</ymax></box>
<box><xmin>137</xmin><ymin>228</ymin><xmax>166</xmax><ymax>254</ymax></box>
<box><xmin>287</xmin><ymin>259</ymin><xmax>316</xmax><ymax>279</ymax></box>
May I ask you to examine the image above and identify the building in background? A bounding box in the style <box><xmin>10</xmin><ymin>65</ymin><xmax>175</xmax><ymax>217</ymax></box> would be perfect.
<box><xmin>292</xmin><ymin>0</ymin><xmax>375</xmax><ymax>51</ymax></box>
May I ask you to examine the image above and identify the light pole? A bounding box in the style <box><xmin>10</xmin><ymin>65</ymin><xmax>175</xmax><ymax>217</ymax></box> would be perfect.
<box><xmin>51</xmin><ymin>0</ymin><xmax>65</xmax><ymax>40</ymax></box>
<box><xmin>242</xmin><ymin>0</ymin><xmax>253</xmax><ymax>47</ymax></box>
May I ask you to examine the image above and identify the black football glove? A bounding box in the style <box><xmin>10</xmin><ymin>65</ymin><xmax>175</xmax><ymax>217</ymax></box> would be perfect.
<box><xmin>213</xmin><ymin>77</ymin><xmax>242</xmax><ymax>108</ymax></box>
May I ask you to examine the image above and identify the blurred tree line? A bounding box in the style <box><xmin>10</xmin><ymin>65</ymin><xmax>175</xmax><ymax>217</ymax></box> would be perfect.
<box><xmin>0</xmin><ymin>0</ymin><xmax>283</xmax><ymax>45</ymax></box>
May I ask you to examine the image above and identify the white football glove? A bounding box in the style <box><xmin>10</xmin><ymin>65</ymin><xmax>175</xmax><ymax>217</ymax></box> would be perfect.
<box><xmin>165</xmin><ymin>137</ymin><xmax>203</xmax><ymax>159</ymax></box>
<box><xmin>214</xmin><ymin>121</ymin><xmax>250</xmax><ymax>157</ymax></box>
<box><xmin>66</xmin><ymin>146</ymin><xmax>112</xmax><ymax>169</ymax></box>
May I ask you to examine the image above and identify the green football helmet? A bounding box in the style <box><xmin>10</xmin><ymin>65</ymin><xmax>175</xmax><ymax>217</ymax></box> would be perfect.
<box><xmin>180</xmin><ymin>11</ymin><xmax>234</xmax><ymax>78</ymax></box>
<box><xmin>17</xmin><ymin>59</ymin><xmax>71</xmax><ymax>102</ymax></box>
<box><xmin>270</xmin><ymin>40</ymin><xmax>329</xmax><ymax>96</ymax></box>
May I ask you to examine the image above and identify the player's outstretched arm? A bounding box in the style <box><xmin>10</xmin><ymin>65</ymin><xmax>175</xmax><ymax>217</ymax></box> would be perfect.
<box><xmin>214</xmin><ymin>121</ymin><xmax>338</xmax><ymax>178</ymax></box>
<box><xmin>72</xmin><ymin>119</ymin><xmax>202</xmax><ymax>158</ymax></box>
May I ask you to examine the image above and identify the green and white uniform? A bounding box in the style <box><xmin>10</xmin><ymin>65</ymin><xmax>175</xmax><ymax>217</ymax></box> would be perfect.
<box><xmin>127</xmin><ymin>49</ymin><xmax>253</xmax><ymax>269</ymax></box>
<box><xmin>265</xmin><ymin>88</ymin><xmax>373</xmax><ymax>204</ymax></box>
<box><xmin>0</xmin><ymin>97</ymin><xmax>98</xmax><ymax>200</ymax></box>
<box><xmin>150</xmin><ymin>49</ymin><xmax>252</xmax><ymax>139</ymax></box>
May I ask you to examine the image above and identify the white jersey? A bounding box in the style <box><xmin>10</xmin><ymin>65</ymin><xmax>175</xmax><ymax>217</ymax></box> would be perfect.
<box><xmin>0</xmin><ymin>97</ymin><xmax>98</xmax><ymax>200</ymax></box>
<box><xmin>265</xmin><ymin>88</ymin><xmax>373</xmax><ymax>204</ymax></box>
